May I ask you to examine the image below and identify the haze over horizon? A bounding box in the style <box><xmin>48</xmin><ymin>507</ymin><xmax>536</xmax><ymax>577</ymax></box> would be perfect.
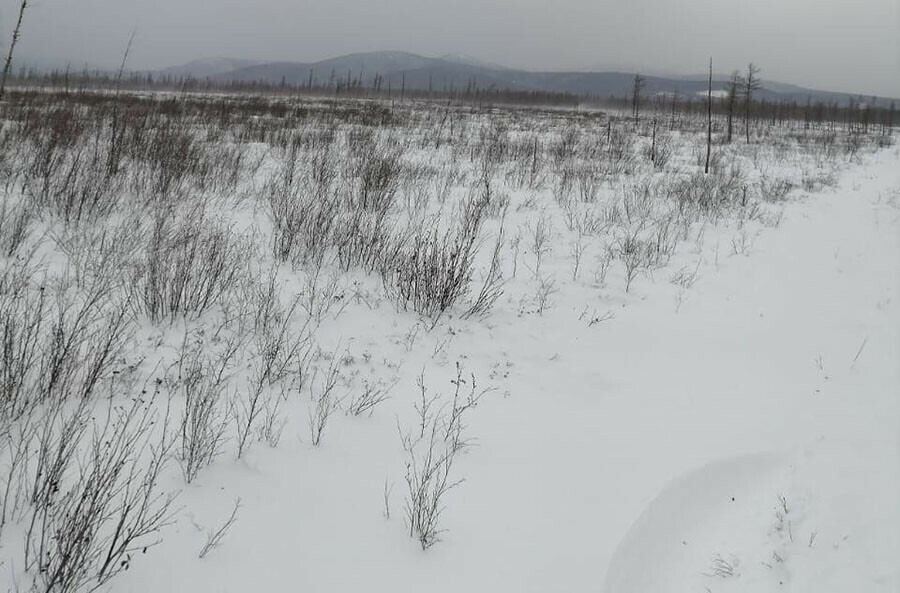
<box><xmin>2</xmin><ymin>0</ymin><xmax>898</xmax><ymax>97</ymax></box>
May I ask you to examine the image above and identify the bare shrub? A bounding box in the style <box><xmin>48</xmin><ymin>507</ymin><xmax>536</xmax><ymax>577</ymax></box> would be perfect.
<box><xmin>0</xmin><ymin>265</ymin><xmax>45</xmax><ymax>421</ymax></box>
<box><xmin>347</xmin><ymin>377</ymin><xmax>395</xmax><ymax>417</ymax></box>
<box><xmin>24</xmin><ymin>397</ymin><xmax>177</xmax><ymax>593</ymax></box>
<box><xmin>705</xmin><ymin>553</ymin><xmax>740</xmax><ymax>578</ymax></box>
<box><xmin>383</xmin><ymin>194</ymin><xmax>488</xmax><ymax>318</ymax></box>
<box><xmin>464</xmin><ymin>216</ymin><xmax>506</xmax><ymax>319</ymax></box>
<box><xmin>0</xmin><ymin>412</ymin><xmax>35</xmax><ymax>538</ymax></box>
<box><xmin>758</xmin><ymin>175</ymin><xmax>794</xmax><ymax>203</ymax></box>
<box><xmin>650</xmin><ymin>133</ymin><xmax>674</xmax><ymax>169</ymax></box>
<box><xmin>593</xmin><ymin>248</ymin><xmax>614</xmax><ymax>286</ymax></box>
<box><xmin>570</xmin><ymin>235</ymin><xmax>586</xmax><ymax>281</ymax></box>
<box><xmin>308</xmin><ymin>350</ymin><xmax>343</xmax><ymax>447</ymax></box>
<box><xmin>352</xmin><ymin>145</ymin><xmax>404</xmax><ymax>215</ymax></box>
<box><xmin>617</xmin><ymin>231</ymin><xmax>646</xmax><ymax>293</ymax></box>
<box><xmin>234</xmin><ymin>306</ymin><xmax>309</xmax><ymax>458</ymax></box>
<box><xmin>666</xmin><ymin>167</ymin><xmax>746</xmax><ymax>220</ymax></box>
<box><xmin>298</xmin><ymin>263</ymin><xmax>350</xmax><ymax>325</ymax></box>
<box><xmin>132</xmin><ymin>119</ymin><xmax>208</xmax><ymax>200</ymax></box>
<box><xmin>267</xmin><ymin>149</ymin><xmax>338</xmax><ymax>268</ymax></box>
<box><xmin>0</xmin><ymin>274</ymin><xmax>133</xmax><ymax>417</ymax></box>
<box><xmin>400</xmin><ymin>364</ymin><xmax>486</xmax><ymax>549</ymax></box>
<box><xmin>533</xmin><ymin>275</ymin><xmax>558</xmax><ymax>315</ymax></box>
<box><xmin>670</xmin><ymin>259</ymin><xmax>702</xmax><ymax>290</ymax></box>
<box><xmin>731</xmin><ymin>229</ymin><xmax>755</xmax><ymax>256</ymax></box>
<box><xmin>0</xmin><ymin>192</ymin><xmax>33</xmax><ymax>256</ymax></box>
<box><xmin>198</xmin><ymin>498</ymin><xmax>241</xmax><ymax>559</ymax></box>
<box><xmin>606</xmin><ymin>125</ymin><xmax>635</xmax><ymax>172</ymax></box>
<box><xmin>170</xmin><ymin>334</ymin><xmax>238</xmax><ymax>483</ymax></box>
<box><xmin>332</xmin><ymin>206</ymin><xmax>398</xmax><ymax>273</ymax></box>
<box><xmin>19</xmin><ymin>105</ymin><xmax>120</xmax><ymax>225</ymax></box>
<box><xmin>25</xmin><ymin>399</ymin><xmax>91</xmax><ymax>524</ymax></box>
<box><xmin>134</xmin><ymin>207</ymin><xmax>247</xmax><ymax>323</ymax></box>
<box><xmin>525</xmin><ymin>212</ymin><xmax>552</xmax><ymax>279</ymax></box>
<box><xmin>52</xmin><ymin>216</ymin><xmax>144</xmax><ymax>293</ymax></box>
<box><xmin>574</xmin><ymin>163</ymin><xmax>602</xmax><ymax>203</ymax></box>
<box><xmin>40</xmin><ymin>287</ymin><xmax>134</xmax><ymax>405</ymax></box>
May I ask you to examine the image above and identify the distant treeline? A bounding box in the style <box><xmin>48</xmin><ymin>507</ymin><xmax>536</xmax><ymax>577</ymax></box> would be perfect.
<box><xmin>6</xmin><ymin>67</ymin><xmax>581</xmax><ymax>108</ymax></box>
<box><xmin>597</xmin><ymin>90</ymin><xmax>895</xmax><ymax>136</ymax></box>
<box><xmin>6</xmin><ymin>66</ymin><xmax>896</xmax><ymax>133</ymax></box>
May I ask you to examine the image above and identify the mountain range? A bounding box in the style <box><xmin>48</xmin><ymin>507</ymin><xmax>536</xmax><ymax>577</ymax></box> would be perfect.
<box><xmin>135</xmin><ymin>51</ymin><xmax>900</xmax><ymax>107</ymax></box>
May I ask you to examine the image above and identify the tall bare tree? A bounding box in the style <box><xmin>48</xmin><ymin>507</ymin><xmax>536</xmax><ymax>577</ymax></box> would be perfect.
<box><xmin>632</xmin><ymin>74</ymin><xmax>646</xmax><ymax>126</ymax></box>
<box><xmin>669</xmin><ymin>88</ymin><xmax>679</xmax><ymax>130</ymax></box>
<box><xmin>725</xmin><ymin>71</ymin><xmax>741</xmax><ymax>142</ymax></box>
<box><xmin>888</xmin><ymin>101</ymin><xmax>895</xmax><ymax>136</ymax></box>
<box><xmin>106</xmin><ymin>30</ymin><xmax>136</xmax><ymax>177</ymax></box>
<box><xmin>705</xmin><ymin>58</ymin><xmax>712</xmax><ymax>174</ymax></box>
<box><xmin>743</xmin><ymin>63</ymin><xmax>761</xmax><ymax>143</ymax></box>
<box><xmin>0</xmin><ymin>0</ymin><xmax>28</xmax><ymax>102</ymax></box>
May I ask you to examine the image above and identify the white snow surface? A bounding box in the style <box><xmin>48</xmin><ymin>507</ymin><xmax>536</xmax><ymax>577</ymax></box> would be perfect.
<box><xmin>95</xmin><ymin>146</ymin><xmax>900</xmax><ymax>592</ymax></box>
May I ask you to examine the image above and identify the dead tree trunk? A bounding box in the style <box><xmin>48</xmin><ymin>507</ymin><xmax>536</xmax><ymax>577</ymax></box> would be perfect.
<box><xmin>669</xmin><ymin>89</ymin><xmax>678</xmax><ymax>130</ymax></box>
<box><xmin>632</xmin><ymin>74</ymin><xmax>645</xmax><ymax>127</ymax></box>
<box><xmin>888</xmin><ymin>101</ymin><xmax>895</xmax><ymax>136</ymax></box>
<box><xmin>705</xmin><ymin>58</ymin><xmax>712</xmax><ymax>174</ymax></box>
<box><xmin>725</xmin><ymin>71</ymin><xmax>740</xmax><ymax>142</ymax></box>
<box><xmin>743</xmin><ymin>63</ymin><xmax>761</xmax><ymax>143</ymax></box>
<box><xmin>0</xmin><ymin>0</ymin><xmax>28</xmax><ymax>102</ymax></box>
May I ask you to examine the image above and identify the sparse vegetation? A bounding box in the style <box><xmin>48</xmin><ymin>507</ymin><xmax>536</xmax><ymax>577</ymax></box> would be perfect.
<box><xmin>0</xmin><ymin>73</ymin><xmax>892</xmax><ymax>590</ymax></box>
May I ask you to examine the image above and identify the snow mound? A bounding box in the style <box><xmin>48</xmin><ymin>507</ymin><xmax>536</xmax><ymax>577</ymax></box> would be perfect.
<box><xmin>605</xmin><ymin>441</ymin><xmax>899</xmax><ymax>592</ymax></box>
<box><xmin>604</xmin><ymin>452</ymin><xmax>785</xmax><ymax>592</ymax></box>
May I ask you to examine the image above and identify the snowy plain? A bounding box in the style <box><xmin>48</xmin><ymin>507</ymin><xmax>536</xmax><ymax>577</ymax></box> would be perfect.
<box><xmin>121</xmin><ymin>141</ymin><xmax>900</xmax><ymax>593</ymax></box>
<box><xmin>0</xmin><ymin>93</ymin><xmax>897</xmax><ymax>593</ymax></box>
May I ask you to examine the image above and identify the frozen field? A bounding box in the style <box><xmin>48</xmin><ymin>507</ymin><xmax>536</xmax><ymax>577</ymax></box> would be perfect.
<box><xmin>0</xmin><ymin>91</ymin><xmax>897</xmax><ymax>592</ymax></box>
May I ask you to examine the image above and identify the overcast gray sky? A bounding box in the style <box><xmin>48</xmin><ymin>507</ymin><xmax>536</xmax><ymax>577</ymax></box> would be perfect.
<box><xmin>4</xmin><ymin>0</ymin><xmax>899</xmax><ymax>97</ymax></box>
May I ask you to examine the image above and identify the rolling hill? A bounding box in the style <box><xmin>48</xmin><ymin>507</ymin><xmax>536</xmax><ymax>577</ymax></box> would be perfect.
<box><xmin>159</xmin><ymin>51</ymin><xmax>896</xmax><ymax>106</ymax></box>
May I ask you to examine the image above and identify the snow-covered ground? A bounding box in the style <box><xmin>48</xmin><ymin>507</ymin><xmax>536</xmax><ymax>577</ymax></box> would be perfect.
<box><xmin>1</xmin><ymin>93</ymin><xmax>897</xmax><ymax>592</ymax></box>
<box><xmin>120</xmin><ymin>149</ymin><xmax>898</xmax><ymax>593</ymax></box>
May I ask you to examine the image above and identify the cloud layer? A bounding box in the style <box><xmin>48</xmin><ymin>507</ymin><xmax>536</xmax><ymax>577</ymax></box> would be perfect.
<box><xmin>4</xmin><ymin>0</ymin><xmax>898</xmax><ymax>97</ymax></box>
